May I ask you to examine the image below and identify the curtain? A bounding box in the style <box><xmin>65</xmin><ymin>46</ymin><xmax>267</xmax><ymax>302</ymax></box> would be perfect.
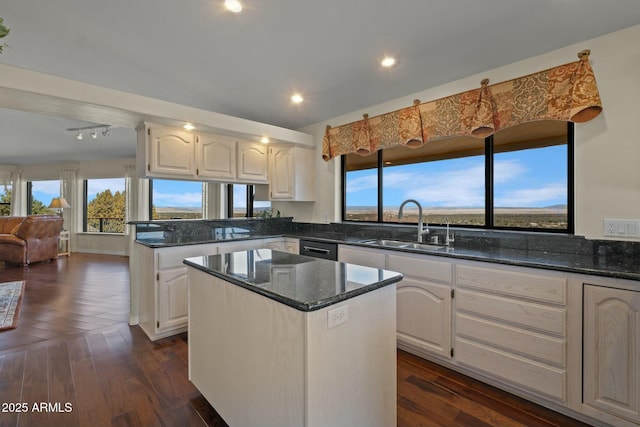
<box><xmin>323</xmin><ymin>50</ymin><xmax>602</xmax><ymax>161</ymax></box>
<box><xmin>124</xmin><ymin>164</ymin><xmax>149</xmax><ymax>234</ymax></box>
<box><xmin>9</xmin><ymin>170</ymin><xmax>23</xmax><ymax>216</ymax></box>
<box><xmin>59</xmin><ymin>168</ymin><xmax>78</xmax><ymax>232</ymax></box>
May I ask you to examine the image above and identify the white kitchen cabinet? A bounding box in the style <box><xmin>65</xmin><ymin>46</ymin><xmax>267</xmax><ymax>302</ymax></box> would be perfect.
<box><xmin>137</xmin><ymin>124</ymin><xmax>197</xmax><ymax>178</ymax></box>
<box><xmin>454</xmin><ymin>262</ymin><xmax>569</xmax><ymax>402</ymax></box>
<box><xmin>266</xmin><ymin>237</ymin><xmax>299</xmax><ymax>254</ymax></box>
<box><xmin>138</xmin><ymin>242</ymin><xmax>218</xmax><ymax>341</ymax></box>
<box><xmin>583</xmin><ymin>284</ymin><xmax>640</xmax><ymax>425</ymax></box>
<box><xmin>216</xmin><ymin>237</ymin><xmax>280</xmax><ymax>254</ymax></box>
<box><xmin>387</xmin><ymin>253</ymin><xmax>453</xmax><ymax>360</ymax></box>
<box><xmin>340</xmin><ymin>246</ymin><xmax>454</xmax><ymax>360</ymax></box>
<box><xmin>198</xmin><ymin>133</ymin><xmax>236</xmax><ymax>179</ymax></box>
<box><xmin>338</xmin><ymin>245</ymin><xmax>386</xmax><ymax>268</ymax></box>
<box><xmin>237</xmin><ymin>141</ymin><xmax>268</xmax><ymax>183</ymax></box>
<box><xmin>268</xmin><ymin>145</ymin><xmax>315</xmax><ymax>201</ymax></box>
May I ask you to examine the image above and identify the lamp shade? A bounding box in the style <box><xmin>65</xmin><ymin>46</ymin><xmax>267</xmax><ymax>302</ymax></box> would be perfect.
<box><xmin>48</xmin><ymin>197</ymin><xmax>71</xmax><ymax>209</ymax></box>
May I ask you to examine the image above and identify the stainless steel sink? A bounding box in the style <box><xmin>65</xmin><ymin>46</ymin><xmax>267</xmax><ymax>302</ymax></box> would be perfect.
<box><xmin>361</xmin><ymin>239</ymin><xmax>447</xmax><ymax>251</ymax></box>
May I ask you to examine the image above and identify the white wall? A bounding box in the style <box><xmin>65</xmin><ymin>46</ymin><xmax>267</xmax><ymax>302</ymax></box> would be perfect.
<box><xmin>277</xmin><ymin>24</ymin><xmax>640</xmax><ymax>240</ymax></box>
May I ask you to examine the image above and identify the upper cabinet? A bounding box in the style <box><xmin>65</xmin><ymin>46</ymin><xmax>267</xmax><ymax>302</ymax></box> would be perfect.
<box><xmin>140</xmin><ymin>125</ymin><xmax>197</xmax><ymax>178</ymax></box>
<box><xmin>268</xmin><ymin>145</ymin><xmax>315</xmax><ymax>201</ymax></box>
<box><xmin>198</xmin><ymin>134</ymin><xmax>237</xmax><ymax>180</ymax></box>
<box><xmin>237</xmin><ymin>141</ymin><xmax>268</xmax><ymax>183</ymax></box>
<box><xmin>137</xmin><ymin>123</ymin><xmax>314</xmax><ymax>199</ymax></box>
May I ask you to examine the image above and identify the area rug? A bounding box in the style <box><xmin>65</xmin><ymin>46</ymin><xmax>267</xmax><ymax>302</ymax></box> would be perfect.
<box><xmin>0</xmin><ymin>281</ymin><xmax>26</xmax><ymax>331</ymax></box>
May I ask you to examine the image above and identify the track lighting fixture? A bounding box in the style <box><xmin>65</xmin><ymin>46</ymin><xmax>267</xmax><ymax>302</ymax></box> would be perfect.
<box><xmin>66</xmin><ymin>124</ymin><xmax>113</xmax><ymax>141</ymax></box>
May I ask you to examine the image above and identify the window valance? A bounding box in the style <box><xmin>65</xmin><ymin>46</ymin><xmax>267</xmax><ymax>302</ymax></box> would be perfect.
<box><xmin>322</xmin><ymin>50</ymin><xmax>602</xmax><ymax>161</ymax></box>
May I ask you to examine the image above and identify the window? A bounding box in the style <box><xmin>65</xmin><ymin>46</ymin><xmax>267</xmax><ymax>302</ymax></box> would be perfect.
<box><xmin>0</xmin><ymin>184</ymin><xmax>11</xmax><ymax>216</ymax></box>
<box><xmin>150</xmin><ymin>179</ymin><xmax>204</xmax><ymax>220</ymax></box>
<box><xmin>27</xmin><ymin>180</ymin><xmax>60</xmax><ymax>215</ymax></box>
<box><xmin>226</xmin><ymin>185</ymin><xmax>271</xmax><ymax>218</ymax></box>
<box><xmin>83</xmin><ymin>178</ymin><xmax>126</xmax><ymax>233</ymax></box>
<box><xmin>342</xmin><ymin>121</ymin><xmax>573</xmax><ymax>232</ymax></box>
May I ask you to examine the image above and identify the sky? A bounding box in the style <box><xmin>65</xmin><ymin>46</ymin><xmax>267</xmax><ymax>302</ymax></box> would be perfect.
<box><xmin>347</xmin><ymin>145</ymin><xmax>567</xmax><ymax>208</ymax></box>
<box><xmin>31</xmin><ymin>179</ymin><xmax>271</xmax><ymax>210</ymax></box>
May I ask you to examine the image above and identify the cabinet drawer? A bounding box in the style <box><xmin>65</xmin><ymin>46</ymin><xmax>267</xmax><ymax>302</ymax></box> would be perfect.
<box><xmin>455</xmin><ymin>337</ymin><xmax>566</xmax><ymax>401</ymax></box>
<box><xmin>157</xmin><ymin>244</ymin><xmax>218</xmax><ymax>270</ymax></box>
<box><xmin>456</xmin><ymin>313</ymin><xmax>566</xmax><ymax>367</ymax></box>
<box><xmin>457</xmin><ymin>264</ymin><xmax>566</xmax><ymax>304</ymax></box>
<box><xmin>456</xmin><ymin>289</ymin><xmax>566</xmax><ymax>336</ymax></box>
<box><xmin>387</xmin><ymin>253</ymin><xmax>452</xmax><ymax>284</ymax></box>
<box><xmin>338</xmin><ymin>246</ymin><xmax>386</xmax><ymax>269</ymax></box>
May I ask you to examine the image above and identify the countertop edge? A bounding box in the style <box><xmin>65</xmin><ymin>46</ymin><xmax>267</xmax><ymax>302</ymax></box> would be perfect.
<box><xmin>183</xmin><ymin>256</ymin><xmax>403</xmax><ymax>312</ymax></box>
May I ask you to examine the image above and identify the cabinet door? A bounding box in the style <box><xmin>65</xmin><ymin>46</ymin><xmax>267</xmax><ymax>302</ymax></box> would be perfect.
<box><xmin>237</xmin><ymin>141</ymin><xmax>268</xmax><ymax>183</ymax></box>
<box><xmin>198</xmin><ymin>133</ymin><xmax>236</xmax><ymax>179</ymax></box>
<box><xmin>269</xmin><ymin>146</ymin><xmax>295</xmax><ymax>199</ymax></box>
<box><xmin>147</xmin><ymin>127</ymin><xmax>196</xmax><ymax>177</ymax></box>
<box><xmin>584</xmin><ymin>285</ymin><xmax>640</xmax><ymax>424</ymax></box>
<box><xmin>397</xmin><ymin>278</ymin><xmax>452</xmax><ymax>359</ymax></box>
<box><xmin>157</xmin><ymin>267</ymin><xmax>188</xmax><ymax>331</ymax></box>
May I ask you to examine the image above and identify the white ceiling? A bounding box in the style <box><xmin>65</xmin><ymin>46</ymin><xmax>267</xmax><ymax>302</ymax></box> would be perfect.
<box><xmin>1</xmin><ymin>1</ymin><xmax>640</xmax><ymax>165</ymax></box>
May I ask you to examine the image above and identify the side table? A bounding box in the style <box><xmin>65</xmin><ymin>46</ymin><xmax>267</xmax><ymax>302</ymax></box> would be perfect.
<box><xmin>58</xmin><ymin>230</ymin><xmax>70</xmax><ymax>257</ymax></box>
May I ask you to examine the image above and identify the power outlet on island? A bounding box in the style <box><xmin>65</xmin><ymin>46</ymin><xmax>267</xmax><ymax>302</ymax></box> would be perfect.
<box><xmin>603</xmin><ymin>219</ymin><xmax>640</xmax><ymax>238</ymax></box>
<box><xmin>328</xmin><ymin>305</ymin><xmax>349</xmax><ymax>328</ymax></box>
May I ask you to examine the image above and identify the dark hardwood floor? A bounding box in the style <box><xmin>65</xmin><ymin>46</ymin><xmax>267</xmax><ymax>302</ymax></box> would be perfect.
<box><xmin>0</xmin><ymin>254</ymin><xmax>591</xmax><ymax>427</ymax></box>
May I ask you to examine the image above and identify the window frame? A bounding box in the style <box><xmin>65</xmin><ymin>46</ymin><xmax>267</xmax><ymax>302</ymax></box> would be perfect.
<box><xmin>82</xmin><ymin>178</ymin><xmax>127</xmax><ymax>234</ymax></box>
<box><xmin>342</xmin><ymin>122</ymin><xmax>574</xmax><ymax>233</ymax></box>
<box><xmin>148</xmin><ymin>179</ymin><xmax>205</xmax><ymax>220</ymax></box>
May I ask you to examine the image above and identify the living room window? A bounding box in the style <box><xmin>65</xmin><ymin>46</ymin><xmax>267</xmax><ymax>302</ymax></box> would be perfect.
<box><xmin>149</xmin><ymin>179</ymin><xmax>204</xmax><ymax>220</ymax></box>
<box><xmin>342</xmin><ymin>121</ymin><xmax>573</xmax><ymax>232</ymax></box>
<box><xmin>0</xmin><ymin>184</ymin><xmax>11</xmax><ymax>216</ymax></box>
<box><xmin>83</xmin><ymin>178</ymin><xmax>126</xmax><ymax>233</ymax></box>
<box><xmin>27</xmin><ymin>180</ymin><xmax>60</xmax><ymax>215</ymax></box>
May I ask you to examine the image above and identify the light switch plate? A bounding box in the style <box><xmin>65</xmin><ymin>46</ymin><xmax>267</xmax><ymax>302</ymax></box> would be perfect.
<box><xmin>603</xmin><ymin>219</ymin><xmax>640</xmax><ymax>238</ymax></box>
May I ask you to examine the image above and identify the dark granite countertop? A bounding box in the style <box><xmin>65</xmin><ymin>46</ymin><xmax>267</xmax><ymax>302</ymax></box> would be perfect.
<box><xmin>183</xmin><ymin>249</ymin><xmax>403</xmax><ymax>311</ymax></box>
<box><xmin>133</xmin><ymin>219</ymin><xmax>640</xmax><ymax>284</ymax></box>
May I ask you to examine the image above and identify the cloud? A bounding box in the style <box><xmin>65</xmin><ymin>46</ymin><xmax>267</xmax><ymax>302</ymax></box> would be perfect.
<box><xmin>153</xmin><ymin>192</ymin><xmax>202</xmax><ymax>207</ymax></box>
<box><xmin>399</xmin><ymin>162</ymin><xmax>487</xmax><ymax>206</ymax></box>
<box><xmin>494</xmin><ymin>159</ymin><xmax>526</xmax><ymax>183</ymax></box>
<box><xmin>345</xmin><ymin>172</ymin><xmax>378</xmax><ymax>192</ymax></box>
<box><xmin>32</xmin><ymin>180</ymin><xmax>61</xmax><ymax>198</ymax></box>
<box><xmin>495</xmin><ymin>182</ymin><xmax>566</xmax><ymax>207</ymax></box>
<box><xmin>87</xmin><ymin>178</ymin><xmax>126</xmax><ymax>197</ymax></box>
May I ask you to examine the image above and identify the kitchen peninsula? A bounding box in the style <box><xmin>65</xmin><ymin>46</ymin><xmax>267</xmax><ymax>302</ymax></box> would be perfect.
<box><xmin>184</xmin><ymin>249</ymin><xmax>403</xmax><ymax>427</ymax></box>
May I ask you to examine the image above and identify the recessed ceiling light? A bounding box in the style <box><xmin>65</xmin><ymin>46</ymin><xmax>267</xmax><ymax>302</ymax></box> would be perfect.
<box><xmin>260</xmin><ymin>136</ymin><xmax>270</xmax><ymax>144</ymax></box>
<box><xmin>224</xmin><ymin>0</ymin><xmax>242</xmax><ymax>13</ymax></box>
<box><xmin>381</xmin><ymin>56</ymin><xmax>396</xmax><ymax>68</ymax></box>
<box><xmin>291</xmin><ymin>93</ymin><xmax>304</xmax><ymax>104</ymax></box>
<box><xmin>183</xmin><ymin>123</ymin><xmax>195</xmax><ymax>131</ymax></box>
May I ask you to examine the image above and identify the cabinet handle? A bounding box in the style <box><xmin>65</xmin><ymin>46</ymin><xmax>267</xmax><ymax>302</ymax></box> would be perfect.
<box><xmin>303</xmin><ymin>246</ymin><xmax>330</xmax><ymax>255</ymax></box>
<box><xmin>148</xmin><ymin>164</ymin><xmax>151</xmax><ymax>172</ymax></box>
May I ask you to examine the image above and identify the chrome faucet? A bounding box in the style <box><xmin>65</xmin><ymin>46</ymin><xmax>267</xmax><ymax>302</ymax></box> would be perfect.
<box><xmin>398</xmin><ymin>199</ymin><xmax>429</xmax><ymax>243</ymax></box>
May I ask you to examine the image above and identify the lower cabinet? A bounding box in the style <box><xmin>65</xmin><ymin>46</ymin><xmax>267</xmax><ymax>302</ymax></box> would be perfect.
<box><xmin>583</xmin><ymin>284</ymin><xmax>640</xmax><ymax>425</ymax></box>
<box><xmin>387</xmin><ymin>253</ymin><xmax>453</xmax><ymax>360</ymax></box>
<box><xmin>339</xmin><ymin>245</ymin><xmax>453</xmax><ymax>360</ymax></box>
<box><xmin>138</xmin><ymin>238</ymin><xmax>297</xmax><ymax>341</ymax></box>
<box><xmin>157</xmin><ymin>267</ymin><xmax>189</xmax><ymax>331</ymax></box>
<box><xmin>454</xmin><ymin>262</ymin><xmax>569</xmax><ymax>402</ymax></box>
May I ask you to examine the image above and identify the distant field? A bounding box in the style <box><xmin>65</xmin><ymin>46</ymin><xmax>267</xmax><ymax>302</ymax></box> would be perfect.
<box><xmin>346</xmin><ymin>207</ymin><xmax>568</xmax><ymax>229</ymax></box>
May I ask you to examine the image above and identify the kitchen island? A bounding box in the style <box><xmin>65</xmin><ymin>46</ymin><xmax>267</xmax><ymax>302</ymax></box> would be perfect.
<box><xmin>184</xmin><ymin>249</ymin><xmax>403</xmax><ymax>427</ymax></box>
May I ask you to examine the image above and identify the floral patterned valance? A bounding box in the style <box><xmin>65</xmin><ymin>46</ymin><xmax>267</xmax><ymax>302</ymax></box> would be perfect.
<box><xmin>322</xmin><ymin>50</ymin><xmax>602</xmax><ymax>161</ymax></box>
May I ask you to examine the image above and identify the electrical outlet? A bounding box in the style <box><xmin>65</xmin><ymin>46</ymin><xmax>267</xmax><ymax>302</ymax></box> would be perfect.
<box><xmin>327</xmin><ymin>305</ymin><xmax>348</xmax><ymax>328</ymax></box>
<box><xmin>603</xmin><ymin>219</ymin><xmax>640</xmax><ymax>238</ymax></box>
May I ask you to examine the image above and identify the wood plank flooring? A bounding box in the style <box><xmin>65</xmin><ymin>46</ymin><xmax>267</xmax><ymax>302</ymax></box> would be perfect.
<box><xmin>0</xmin><ymin>254</ymin><xmax>592</xmax><ymax>427</ymax></box>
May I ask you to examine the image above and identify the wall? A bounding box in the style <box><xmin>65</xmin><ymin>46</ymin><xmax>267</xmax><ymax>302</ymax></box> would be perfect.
<box><xmin>276</xmin><ymin>24</ymin><xmax>640</xmax><ymax>241</ymax></box>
